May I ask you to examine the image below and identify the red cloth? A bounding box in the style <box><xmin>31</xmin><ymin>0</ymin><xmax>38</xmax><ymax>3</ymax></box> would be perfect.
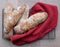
<box><xmin>10</xmin><ymin>2</ymin><xmax>58</xmax><ymax>45</ymax></box>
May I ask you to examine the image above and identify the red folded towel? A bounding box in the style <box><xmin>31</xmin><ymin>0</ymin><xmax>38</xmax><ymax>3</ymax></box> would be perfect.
<box><xmin>10</xmin><ymin>2</ymin><xmax>58</xmax><ymax>45</ymax></box>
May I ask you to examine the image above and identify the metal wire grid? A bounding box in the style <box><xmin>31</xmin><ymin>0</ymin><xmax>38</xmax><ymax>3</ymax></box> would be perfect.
<box><xmin>2</xmin><ymin>8</ymin><xmax>56</xmax><ymax>39</ymax></box>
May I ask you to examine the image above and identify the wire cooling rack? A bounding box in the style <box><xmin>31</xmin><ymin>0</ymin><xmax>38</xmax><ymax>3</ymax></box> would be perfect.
<box><xmin>2</xmin><ymin>8</ymin><xmax>56</xmax><ymax>40</ymax></box>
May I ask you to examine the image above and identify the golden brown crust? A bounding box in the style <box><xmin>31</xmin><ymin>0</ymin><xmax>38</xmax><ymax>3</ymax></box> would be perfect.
<box><xmin>4</xmin><ymin>4</ymin><xmax>27</xmax><ymax>34</ymax></box>
<box><xmin>14</xmin><ymin>12</ymin><xmax>48</xmax><ymax>33</ymax></box>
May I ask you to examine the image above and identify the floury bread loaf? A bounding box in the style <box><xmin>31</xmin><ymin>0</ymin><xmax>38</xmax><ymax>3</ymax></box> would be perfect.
<box><xmin>14</xmin><ymin>12</ymin><xmax>48</xmax><ymax>33</ymax></box>
<box><xmin>14</xmin><ymin>4</ymin><xmax>29</xmax><ymax>33</ymax></box>
<box><xmin>3</xmin><ymin>3</ymin><xmax>13</xmax><ymax>39</ymax></box>
<box><xmin>4</xmin><ymin>4</ymin><xmax>27</xmax><ymax>35</ymax></box>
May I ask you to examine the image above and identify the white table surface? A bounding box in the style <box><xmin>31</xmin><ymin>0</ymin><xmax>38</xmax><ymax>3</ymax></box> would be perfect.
<box><xmin>0</xmin><ymin>0</ymin><xmax>60</xmax><ymax>47</ymax></box>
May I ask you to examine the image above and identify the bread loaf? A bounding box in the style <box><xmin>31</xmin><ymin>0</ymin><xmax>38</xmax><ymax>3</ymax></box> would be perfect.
<box><xmin>14</xmin><ymin>12</ymin><xmax>48</xmax><ymax>33</ymax></box>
